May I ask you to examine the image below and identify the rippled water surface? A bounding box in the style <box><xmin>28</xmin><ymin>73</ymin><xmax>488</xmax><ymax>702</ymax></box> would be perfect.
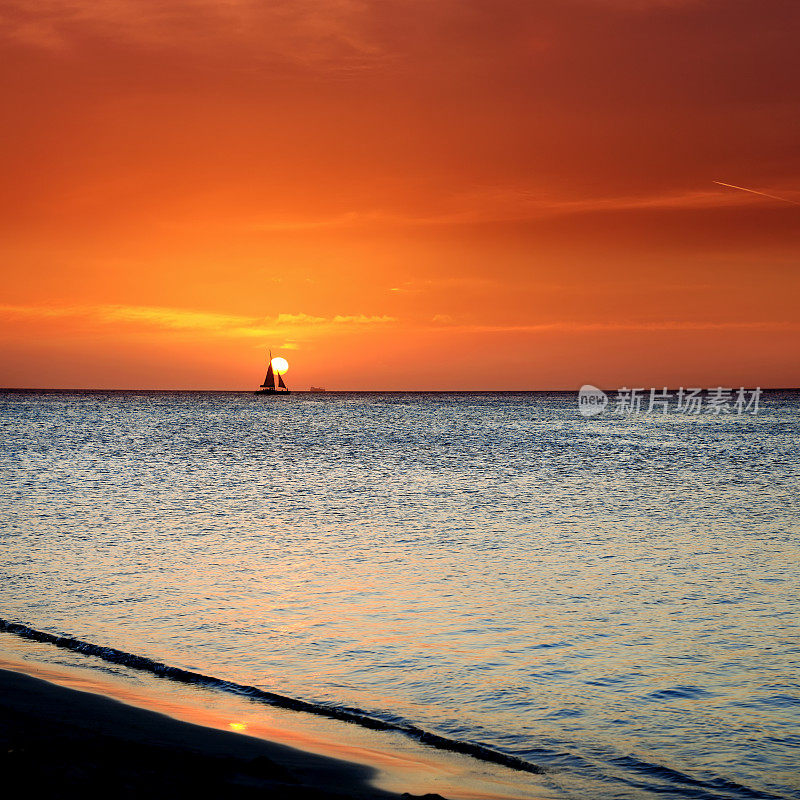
<box><xmin>2</xmin><ymin>391</ymin><xmax>799</xmax><ymax>799</ymax></box>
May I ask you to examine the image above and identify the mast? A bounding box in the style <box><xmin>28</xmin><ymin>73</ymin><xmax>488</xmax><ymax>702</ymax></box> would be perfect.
<box><xmin>261</xmin><ymin>349</ymin><xmax>275</xmax><ymax>389</ymax></box>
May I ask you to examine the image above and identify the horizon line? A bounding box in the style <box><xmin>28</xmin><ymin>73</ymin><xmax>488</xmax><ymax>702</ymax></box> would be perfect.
<box><xmin>2</xmin><ymin>387</ymin><xmax>798</xmax><ymax>393</ymax></box>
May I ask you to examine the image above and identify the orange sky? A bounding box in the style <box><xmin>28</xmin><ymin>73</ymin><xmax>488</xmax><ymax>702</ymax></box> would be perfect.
<box><xmin>1</xmin><ymin>0</ymin><xmax>798</xmax><ymax>389</ymax></box>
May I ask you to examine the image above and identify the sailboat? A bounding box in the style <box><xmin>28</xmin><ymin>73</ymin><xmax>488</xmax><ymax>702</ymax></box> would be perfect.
<box><xmin>255</xmin><ymin>351</ymin><xmax>290</xmax><ymax>395</ymax></box>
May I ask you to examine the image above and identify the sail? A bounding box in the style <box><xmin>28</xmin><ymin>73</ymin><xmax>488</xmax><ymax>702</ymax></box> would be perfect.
<box><xmin>277</xmin><ymin>373</ymin><xmax>287</xmax><ymax>389</ymax></box>
<box><xmin>262</xmin><ymin>362</ymin><xmax>275</xmax><ymax>389</ymax></box>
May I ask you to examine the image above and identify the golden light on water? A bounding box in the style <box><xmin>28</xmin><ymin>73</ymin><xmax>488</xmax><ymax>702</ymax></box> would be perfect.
<box><xmin>271</xmin><ymin>357</ymin><xmax>289</xmax><ymax>373</ymax></box>
<box><xmin>229</xmin><ymin>722</ymin><xmax>247</xmax><ymax>732</ymax></box>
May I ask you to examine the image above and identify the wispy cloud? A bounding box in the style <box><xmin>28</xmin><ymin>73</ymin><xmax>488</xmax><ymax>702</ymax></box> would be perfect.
<box><xmin>429</xmin><ymin>320</ymin><xmax>800</xmax><ymax>334</ymax></box>
<box><xmin>242</xmin><ymin>184</ymin><xmax>800</xmax><ymax>234</ymax></box>
<box><xmin>0</xmin><ymin>303</ymin><xmax>397</xmax><ymax>339</ymax></box>
<box><xmin>0</xmin><ymin>0</ymin><xmax>391</xmax><ymax>71</ymax></box>
<box><xmin>332</xmin><ymin>314</ymin><xmax>395</xmax><ymax>324</ymax></box>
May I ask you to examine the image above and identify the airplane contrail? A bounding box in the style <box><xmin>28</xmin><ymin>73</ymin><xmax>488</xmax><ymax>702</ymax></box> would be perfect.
<box><xmin>713</xmin><ymin>181</ymin><xmax>800</xmax><ymax>206</ymax></box>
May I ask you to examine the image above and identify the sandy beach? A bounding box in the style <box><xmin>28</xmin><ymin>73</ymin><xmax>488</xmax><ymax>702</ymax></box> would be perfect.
<box><xmin>0</xmin><ymin>666</ymin><xmax>423</xmax><ymax>799</ymax></box>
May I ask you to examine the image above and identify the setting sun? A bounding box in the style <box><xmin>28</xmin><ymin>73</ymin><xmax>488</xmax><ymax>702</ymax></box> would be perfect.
<box><xmin>271</xmin><ymin>357</ymin><xmax>289</xmax><ymax>374</ymax></box>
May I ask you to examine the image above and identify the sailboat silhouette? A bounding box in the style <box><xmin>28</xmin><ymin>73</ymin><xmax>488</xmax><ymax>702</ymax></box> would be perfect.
<box><xmin>255</xmin><ymin>350</ymin><xmax>290</xmax><ymax>395</ymax></box>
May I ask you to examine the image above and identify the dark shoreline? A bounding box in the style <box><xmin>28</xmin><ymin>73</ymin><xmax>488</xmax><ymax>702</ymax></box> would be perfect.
<box><xmin>0</xmin><ymin>667</ymin><xmax>412</xmax><ymax>799</ymax></box>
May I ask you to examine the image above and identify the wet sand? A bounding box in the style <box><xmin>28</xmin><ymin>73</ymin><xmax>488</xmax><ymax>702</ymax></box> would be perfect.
<box><xmin>0</xmin><ymin>667</ymin><xmax>427</xmax><ymax>799</ymax></box>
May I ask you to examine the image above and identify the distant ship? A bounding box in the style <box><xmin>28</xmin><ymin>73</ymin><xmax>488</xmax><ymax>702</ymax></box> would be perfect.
<box><xmin>255</xmin><ymin>351</ymin><xmax>290</xmax><ymax>395</ymax></box>
<box><xmin>309</xmin><ymin>386</ymin><xmax>327</xmax><ymax>393</ymax></box>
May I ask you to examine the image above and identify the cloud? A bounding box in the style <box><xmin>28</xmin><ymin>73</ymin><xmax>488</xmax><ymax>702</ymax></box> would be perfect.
<box><xmin>0</xmin><ymin>303</ymin><xmax>397</xmax><ymax>338</ymax></box>
<box><xmin>100</xmin><ymin>305</ymin><xmax>250</xmax><ymax>330</ymax></box>
<box><xmin>10</xmin><ymin>303</ymin><xmax>791</xmax><ymax>342</ymax></box>
<box><xmin>332</xmin><ymin>314</ymin><xmax>395</xmax><ymax>323</ymax></box>
<box><xmin>430</xmin><ymin>320</ymin><xmax>800</xmax><ymax>334</ymax></box>
<box><xmin>240</xmin><ymin>184</ymin><xmax>800</xmax><ymax>234</ymax></box>
<box><xmin>445</xmin><ymin>184</ymin><xmax>800</xmax><ymax>222</ymax></box>
<box><xmin>0</xmin><ymin>0</ymin><xmax>391</xmax><ymax>70</ymax></box>
<box><xmin>275</xmin><ymin>313</ymin><xmax>326</xmax><ymax>324</ymax></box>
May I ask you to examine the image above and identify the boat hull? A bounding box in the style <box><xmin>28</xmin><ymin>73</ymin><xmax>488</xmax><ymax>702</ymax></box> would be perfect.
<box><xmin>254</xmin><ymin>388</ymin><xmax>291</xmax><ymax>395</ymax></box>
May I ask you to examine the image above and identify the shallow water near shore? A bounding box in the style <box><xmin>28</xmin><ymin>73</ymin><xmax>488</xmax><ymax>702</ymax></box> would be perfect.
<box><xmin>0</xmin><ymin>643</ymin><xmax>548</xmax><ymax>800</ymax></box>
<box><xmin>2</xmin><ymin>390</ymin><xmax>799</xmax><ymax>799</ymax></box>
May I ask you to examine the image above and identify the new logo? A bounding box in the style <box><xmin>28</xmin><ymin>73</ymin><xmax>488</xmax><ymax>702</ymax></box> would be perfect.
<box><xmin>578</xmin><ymin>385</ymin><xmax>608</xmax><ymax>417</ymax></box>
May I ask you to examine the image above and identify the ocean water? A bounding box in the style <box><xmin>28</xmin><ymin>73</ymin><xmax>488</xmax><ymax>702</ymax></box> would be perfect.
<box><xmin>1</xmin><ymin>390</ymin><xmax>799</xmax><ymax>799</ymax></box>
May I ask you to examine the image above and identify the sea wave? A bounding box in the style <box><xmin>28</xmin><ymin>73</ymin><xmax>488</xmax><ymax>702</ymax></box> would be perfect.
<box><xmin>2</xmin><ymin>617</ymin><xmax>793</xmax><ymax>799</ymax></box>
<box><xmin>0</xmin><ymin>618</ymin><xmax>544</xmax><ymax>774</ymax></box>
